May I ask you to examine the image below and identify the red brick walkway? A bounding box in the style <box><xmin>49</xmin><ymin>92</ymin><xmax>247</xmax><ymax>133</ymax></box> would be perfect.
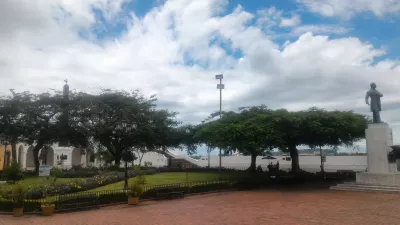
<box><xmin>2</xmin><ymin>190</ymin><xmax>400</xmax><ymax>225</ymax></box>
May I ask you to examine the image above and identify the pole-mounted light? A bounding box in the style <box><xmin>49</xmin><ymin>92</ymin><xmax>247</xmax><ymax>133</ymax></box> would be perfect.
<box><xmin>215</xmin><ymin>74</ymin><xmax>224</xmax><ymax>172</ymax></box>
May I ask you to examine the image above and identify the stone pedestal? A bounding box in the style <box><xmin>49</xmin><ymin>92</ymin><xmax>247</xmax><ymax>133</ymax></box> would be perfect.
<box><xmin>357</xmin><ymin>123</ymin><xmax>399</xmax><ymax>186</ymax></box>
<box><xmin>365</xmin><ymin>123</ymin><xmax>393</xmax><ymax>173</ymax></box>
<box><xmin>357</xmin><ymin>172</ymin><xmax>400</xmax><ymax>186</ymax></box>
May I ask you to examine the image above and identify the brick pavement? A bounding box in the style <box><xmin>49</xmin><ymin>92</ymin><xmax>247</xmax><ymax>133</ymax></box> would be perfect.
<box><xmin>1</xmin><ymin>190</ymin><xmax>400</xmax><ymax>225</ymax></box>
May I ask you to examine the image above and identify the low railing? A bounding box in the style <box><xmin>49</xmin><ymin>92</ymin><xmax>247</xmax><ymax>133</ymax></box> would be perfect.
<box><xmin>0</xmin><ymin>180</ymin><xmax>235</xmax><ymax>214</ymax></box>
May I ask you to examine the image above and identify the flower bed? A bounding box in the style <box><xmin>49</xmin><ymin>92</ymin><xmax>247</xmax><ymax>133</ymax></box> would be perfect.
<box><xmin>0</xmin><ymin>171</ymin><xmax>137</xmax><ymax>200</ymax></box>
<box><xmin>0</xmin><ymin>180</ymin><xmax>235</xmax><ymax>213</ymax></box>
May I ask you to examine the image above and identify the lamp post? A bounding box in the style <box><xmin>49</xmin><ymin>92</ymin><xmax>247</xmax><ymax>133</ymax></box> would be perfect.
<box><xmin>215</xmin><ymin>74</ymin><xmax>224</xmax><ymax>172</ymax></box>
<box><xmin>185</xmin><ymin>128</ymin><xmax>191</xmax><ymax>182</ymax></box>
<box><xmin>117</xmin><ymin>121</ymin><xmax>137</xmax><ymax>190</ymax></box>
<box><xmin>207</xmin><ymin>145</ymin><xmax>211</xmax><ymax>168</ymax></box>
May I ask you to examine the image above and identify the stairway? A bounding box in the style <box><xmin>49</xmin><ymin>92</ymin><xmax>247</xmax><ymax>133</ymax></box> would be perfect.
<box><xmin>330</xmin><ymin>182</ymin><xmax>400</xmax><ymax>194</ymax></box>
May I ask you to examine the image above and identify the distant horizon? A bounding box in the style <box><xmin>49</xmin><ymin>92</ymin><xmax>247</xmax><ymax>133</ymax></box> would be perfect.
<box><xmin>171</xmin><ymin>146</ymin><xmax>367</xmax><ymax>156</ymax></box>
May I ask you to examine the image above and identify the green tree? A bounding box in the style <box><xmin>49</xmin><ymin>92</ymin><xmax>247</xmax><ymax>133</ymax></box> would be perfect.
<box><xmin>302</xmin><ymin>108</ymin><xmax>368</xmax><ymax>175</ymax></box>
<box><xmin>75</xmin><ymin>90</ymin><xmax>181</xmax><ymax>167</ymax></box>
<box><xmin>0</xmin><ymin>91</ymin><xmax>31</xmax><ymax>163</ymax></box>
<box><xmin>197</xmin><ymin>105</ymin><xmax>276</xmax><ymax>172</ymax></box>
<box><xmin>20</xmin><ymin>92</ymin><xmax>63</xmax><ymax>174</ymax></box>
<box><xmin>175</xmin><ymin>124</ymin><xmax>201</xmax><ymax>156</ymax></box>
<box><xmin>268</xmin><ymin>109</ymin><xmax>307</xmax><ymax>173</ymax></box>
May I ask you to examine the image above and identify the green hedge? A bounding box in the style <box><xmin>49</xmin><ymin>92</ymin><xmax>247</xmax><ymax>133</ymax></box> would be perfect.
<box><xmin>140</xmin><ymin>181</ymin><xmax>233</xmax><ymax>199</ymax></box>
<box><xmin>0</xmin><ymin>200</ymin><xmax>42</xmax><ymax>213</ymax></box>
<box><xmin>97</xmin><ymin>192</ymin><xmax>127</xmax><ymax>205</ymax></box>
<box><xmin>0</xmin><ymin>181</ymin><xmax>234</xmax><ymax>213</ymax></box>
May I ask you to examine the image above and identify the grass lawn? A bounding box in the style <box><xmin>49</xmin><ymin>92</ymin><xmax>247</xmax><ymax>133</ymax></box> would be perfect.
<box><xmin>0</xmin><ymin>176</ymin><xmax>81</xmax><ymax>190</ymax></box>
<box><xmin>85</xmin><ymin>172</ymin><xmax>224</xmax><ymax>192</ymax></box>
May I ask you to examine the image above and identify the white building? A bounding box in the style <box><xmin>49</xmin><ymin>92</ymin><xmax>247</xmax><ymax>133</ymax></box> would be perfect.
<box><xmin>18</xmin><ymin>144</ymin><xmax>92</xmax><ymax>170</ymax></box>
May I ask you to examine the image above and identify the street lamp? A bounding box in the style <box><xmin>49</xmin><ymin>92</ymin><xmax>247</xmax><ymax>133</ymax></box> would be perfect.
<box><xmin>215</xmin><ymin>74</ymin><xmax>224</xmax><ymax>172</ymax></box>
<box><xmin>117</xmin><ymin>121</ymin><xmax>137</xmax><ymax>190</ymax></box>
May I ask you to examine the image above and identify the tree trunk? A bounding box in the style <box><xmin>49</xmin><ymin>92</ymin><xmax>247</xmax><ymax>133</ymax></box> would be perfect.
<box><xmin>33</xmin><ymin>141</ymin><xmax>44</xmax><ymax>175</ymax></box>
<box><xmin>11</xmin><ymin>140</ymin><xmax>17</xmax><ymax>164</ymax></box>
<box><xmin>114</xmin><ymin>151</ymin><xmax>121</xmax><ymax>167</ymax></box>
<box><xmin>208</xmin><ymin>149</ymin><xmax>210</xmax><ymax>168</ymax></box>
<box><xmin>124</xmin><ymin>161</ymin><xmax>128</xmax><ymax>190</ymax></box>
<box><xmin>134</xmin><ymin>149</ymin><xmax>144</xmax><ymax>166</ymax></box>
<box><xmin>319</xmin><ymin>146</ymin><xmax>325</xmax><ymax>178</ymax></box>
<box><xmin>248</xmin><ymin>153</ymin><xmax>257</xmax><ymax>172</ymax></box>
<box><xmin>289</xmin><ymin>144</ymin><xmax>300</xmax><ymax>173</ymax></box>
<box><xmin>138</xmin><ymin>152</ymin><xmax>144</xmax><ymax>166</ymax></box>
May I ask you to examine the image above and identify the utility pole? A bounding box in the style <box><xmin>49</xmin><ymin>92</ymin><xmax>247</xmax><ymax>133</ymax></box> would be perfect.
<box><xmin>207</xmin><ymin>146</ymin><xmax>211</xmax><ymax>168</ymax></box>
<box><xmin>215</xmin><ymin>74</ymin><xmax>224</xmax><ymax>172</ymax></box>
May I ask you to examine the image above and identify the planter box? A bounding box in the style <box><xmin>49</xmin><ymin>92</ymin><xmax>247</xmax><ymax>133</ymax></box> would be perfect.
<box><xmin>13</xmin><ymin>208</ymin><xmax>23</xmax><ymax>217</ymax></box>
<box><xmin>41</xmin><ymin>205</ymin><xmax>55</xmax><ymax>216</ymax></box>
<box><xmin>128</xmin><ymin>197</ymin><xmax>139</xmax><ymax>205</ymax></box>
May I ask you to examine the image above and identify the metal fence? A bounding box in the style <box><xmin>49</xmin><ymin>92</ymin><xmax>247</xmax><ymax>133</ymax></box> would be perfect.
<box><xmin>0</xmin><ymin>180</ymin><xmax>234</xmax><ymax>214</ymax></box>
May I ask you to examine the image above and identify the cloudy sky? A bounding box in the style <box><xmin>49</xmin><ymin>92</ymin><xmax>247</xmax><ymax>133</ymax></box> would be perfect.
<box><xmin>1</xmin><ymin>0</ymin><xmax>400</xmax><ymax>154</ymax></box>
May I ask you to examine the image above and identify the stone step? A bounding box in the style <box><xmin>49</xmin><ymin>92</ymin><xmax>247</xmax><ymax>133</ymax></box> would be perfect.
<box><xmin>330</xmin><ymin>186</ymin><xmax>400</xmax><ymax>194</ymax></box>
<box><xmin>331</xmin><ymin>182</ymin><xmax>400</xmax><ymax>193</ymax></box>
<box><xmin>336</xmin><ymin>182</ymin><xmax>400</xmax><ymax>190</ymax></box>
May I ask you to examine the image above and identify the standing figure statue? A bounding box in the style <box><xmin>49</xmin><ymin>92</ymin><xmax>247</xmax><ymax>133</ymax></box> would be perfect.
<box><xmin>365</xmin><ymin>82</ymin><xmax>383</xmax><ymax>123</ymax></box>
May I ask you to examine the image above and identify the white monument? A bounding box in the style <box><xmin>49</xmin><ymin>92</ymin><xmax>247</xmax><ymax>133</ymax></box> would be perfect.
<box><xmin>356</xmin><ymin>123</ymin><xmax>400</xmax><ymax>186</ymax></box>
<box><xmin>356</xmin><ymin>82</ymin><xmax>400</xmax><ymax>186</ymax></box>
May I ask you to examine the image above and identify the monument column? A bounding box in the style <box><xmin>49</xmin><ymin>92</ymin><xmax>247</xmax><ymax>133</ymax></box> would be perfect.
<box><xmin>365</xmin><ymin>123</ymin><xmax>394</xmax><ymax>173</ymax></box>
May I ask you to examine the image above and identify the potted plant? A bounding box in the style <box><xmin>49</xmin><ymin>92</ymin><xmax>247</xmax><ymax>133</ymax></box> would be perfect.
<box><xmin>40</xmin><ymin>202</ymin><xmax>55</xmax><ymax>216</ymax></box>
<box><xmin>127</xmin><ymin>178</ymin><xmax>144</xmax><ymax>205</ymax></box>
<box><xmin>40</xmin><ymin>181</ymin><xmax>56</xmax><ymax>216</ymax></box>
<box><xmin>11</xmin><ymin>184</ymin><xmax>26</xmax><ymax>217</ymax></box>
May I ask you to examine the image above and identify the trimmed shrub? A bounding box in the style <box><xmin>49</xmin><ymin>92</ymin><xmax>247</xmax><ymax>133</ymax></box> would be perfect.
<box><xmin>2</xmin><ymin>162</ymin><xmax>24</xmax><ymax>182</ymax></box>
<box><xmin>50</xmin><ymin>167</ymin><xmax>64</xmax><ymax>178</ymax></box>
<box><xmin>0</xmin><ymin>199</ymin><xmax>42</xmax><ymax>213</ymax></box>
<box><xmin>140</xmin><ymin>181</ymin><xmax>233</xmax><ymax>199</ymax></box>
<box><xmin>22</xmin><ymin>172</ymin><xmax>137</xmax><ymax>199</ymax></box>
<box><xmin>98</xmin><ymin>192</ymin><xmax>127</xmax><ymax>205</ymax></box>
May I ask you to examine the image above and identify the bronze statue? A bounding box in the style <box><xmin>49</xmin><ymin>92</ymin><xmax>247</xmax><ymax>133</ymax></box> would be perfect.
<box><xmin>365</xmin><ymin>82</ymin><xmax>383</xmax><ymax>123</ymax></box>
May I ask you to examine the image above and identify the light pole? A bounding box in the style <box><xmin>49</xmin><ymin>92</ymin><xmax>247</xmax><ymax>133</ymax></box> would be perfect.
<box><xmin>118</xmin><ymin>121</ymin><xmax>137</xmax><ymax>190</ymax></box>
<box><xmin>207</xmin><ymin>145</ymin><xmax>211</xmax><ymax>168</ymax></box>
<box><xmin>215</xmin><ymin>74</ymin><xmax>224</xmax><ymax>172</ymax></box>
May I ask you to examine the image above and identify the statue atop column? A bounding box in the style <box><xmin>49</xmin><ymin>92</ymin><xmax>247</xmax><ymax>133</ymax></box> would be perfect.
<box><xmin>365</xmin><ymin>82</ymin><xmax>383</xmax><ymax>123</ymax></box>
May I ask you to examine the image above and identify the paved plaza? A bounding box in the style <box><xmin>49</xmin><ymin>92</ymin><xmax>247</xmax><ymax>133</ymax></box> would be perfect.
<box><xmin>1</xmin><ymin>190</ymin><xmax>400</xmax><ymax>225</ymax></box>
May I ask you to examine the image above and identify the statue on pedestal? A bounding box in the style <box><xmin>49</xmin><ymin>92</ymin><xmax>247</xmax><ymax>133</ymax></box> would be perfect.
<box><xmin>365</xmin><ymin>82</ymin><xmax>383</xmax><ymax>123</ymax></box>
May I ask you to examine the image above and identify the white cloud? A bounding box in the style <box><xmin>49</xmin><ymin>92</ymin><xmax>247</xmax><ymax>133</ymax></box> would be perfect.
<box><xmin>291</xmin><ymin>25</ymin><xmax>351</xmax><ymax>36</ymax></box>
<box><xmin>297</xmin><ymin>0</ymin><xmax>400</xmax><ymax>19</ymax></box>
<box><xmin>256</xmin><ymin>7</ymin><xmax>283</xmax><ymax>28</ymax></box>
<box><xmin>1</xmin><ymin>0</ymin><xmax>400</xmax><ymax>145</ymax></box>
<box><xmin>280</xmin><ymin>14</ymin><xmax>301</xmax><ymax>27</ymax></box>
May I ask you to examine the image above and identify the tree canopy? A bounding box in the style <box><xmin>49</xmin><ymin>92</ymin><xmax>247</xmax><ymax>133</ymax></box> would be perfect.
<box><xmin>0</xmin><ymin>85</ymin><xmax>369</xmax><ymax>175</ymax></box>
<box><xmin>196</xmin><ymin>105</ymin><xmax>368</xmax><ymax>172</ymax></box>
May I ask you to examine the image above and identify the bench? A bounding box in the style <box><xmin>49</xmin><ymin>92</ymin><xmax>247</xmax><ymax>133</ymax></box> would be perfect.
<box><xmin>154</xmin><ymin>185</ymin><xmax>185</xmax><ymax>200</ymax></box>
<box><xmin>57</xmin><ymin>193</ymin><xmax>99</xmax><ymax>210</ymax></box>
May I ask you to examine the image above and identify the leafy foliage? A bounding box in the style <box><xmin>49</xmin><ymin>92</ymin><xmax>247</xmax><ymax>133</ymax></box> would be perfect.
<box><xmin>1</xmin><ymin>162</ymin><xmax>24</xmax><ymax>181</ymax></box>
<box><xmin>196</xmin><ymin>106</ymin><xmax>368</xmax><ymax>173</ymax></box>
<box><xmin>10</xmin><ymin>184</ymin><xmax>26</xmax><ymax>207</ymax></box>
<box><xmin>128</xmin><ymin>176</ymin><xmax>145</xmax><ymax>197</ymax></box>
<box><xmin>197</xmin><ymin>105</ymin><xmax>277</xmax><ymax>172</ymax></box>
<box><xmin>72</xmin><ymin>90</ymin><xmax>182</xmax><ymax>166</ymax></box>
